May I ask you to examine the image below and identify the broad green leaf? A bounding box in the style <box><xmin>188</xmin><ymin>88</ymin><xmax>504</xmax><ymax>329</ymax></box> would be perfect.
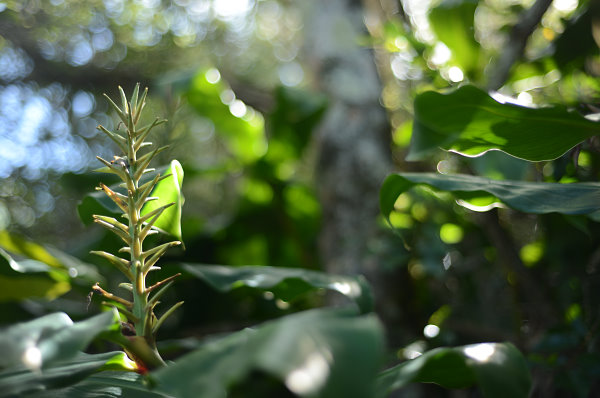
<box><xmin>0</xmin><ymin>231</ymin><xmax>102</xmax><ymax>287</ymax></box>
<box><xmin>0</xmin><ymin>249</ymin><xmax>57</xmax><ymax>276</ymax></box>
<box><xmin>187</xmin><ymin>69</ymin><xmax>267</xmax><ymax>164</ymax></box>
<box><xmin>78</xmin><ymin>162</ymin><xmax>184</xmax><ymax>240</ymax></box>
<box><xmin>28</xmin><ymin>371</ymin><xmax>170</xmax><ymax>398</ymax></box>
<box><xmin>380</xmin><ymin>173</ymin><xmax>600</xmax><ymax>220</ymax></box>
<box><xmin>43</xmin><ymin>247</ymin><xmax>103</xmax><ymax>286</ymax></box>
<box><xmin>181</xmin><ymin>263</ymin><xmax>374</xmax><ymax>313</ymax></box>
<box><xmin>0</xmin><ymin>352</ymin><xmax>129</xmax><ymax>398</ymax></box>
<box><xmin>0</xmin><ymin>310</ymin><xmax>119</xmax><ymax>370</ymax></box>
<box><xmin>0</xmin><ymin>249</ymin><xmax>70</xmax><ymax>301</ymax></box>
<box><xmin>0</xmin><ymin>274</ymin><xmax>68</xmax><ymax>302</ymax></box>
<box><xmin>376</xmin><ymin>343</ymin><xmax>531</xmax><ymax>398</ymax></box>
<box><xmin>150</xmin><ymin>308</ymin><xmax>384</xmax><ymax>398</ymax></box>
<box><xmin>409</xmin><ymin>85</ymin><xmax>600</xmax><ymax>161</ymax></box>
<box><xmin>0</xmin><ymin>310</ymin><xmax>133</xmax><ymax>397</ymax></box>
<box><xmin>140</xmin><ymin>160</ymin><xmax>184</xmax><ymax>241</ymax></box>
<box><xmin>429</xmin><ymin>0</ymin><xmax>481</xmax><ymax>78</ymax></box>
<box><xmin>0</xmin><ymin>230</ymin><xmax>62</xmax><ymax>268</ymax></box>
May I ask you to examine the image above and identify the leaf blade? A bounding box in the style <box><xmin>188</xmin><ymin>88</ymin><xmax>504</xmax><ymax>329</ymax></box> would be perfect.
<box><xmin>381</xmin><ymin>172</ymin><xmax>600</xmax><ymax>219</ymax></box>
<box><xmin>376</xmin><ymin>343</ymin><xmax>531</xmax><ymax>398</ymax></box>
<box><xmin>181</xmin><ymin>263</ymin><xmax>374</xmax><ymax>314</ymax></box>
<box><xmin>140</xmin><ymin>160</ymin><xmax>184</xmax><ymax>241</ymax></box>
<box><xmin>150</xmin><ymin>308</ymin><xmax>384</xmax><ymax>398</ymax></box>
<box><xmin>0</xmin><ymin>310</ymin><xmax>131</xmax><ymax>397</ymax></box>
<box><xmin>409</xmin><ymin>85</ymin><xmax>600</xmax><ymax>161</ymax></box>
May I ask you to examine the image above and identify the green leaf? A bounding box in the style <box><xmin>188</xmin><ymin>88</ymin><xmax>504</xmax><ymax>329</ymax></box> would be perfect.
<box><xmin>140</xmin><ymin>160</ymin><xmax>184</xmax><ymax>241</ymax></box>
<box><xmin>409</xmin><ymin>85</ymin><xmax>600</xmax><ymax>161</ymax></box>
<box><xmin>429</xmin><ymin>0</ymin><xmax>481</xmax><ymax>77</ymax></box>
<box><xmin>0</xmin><ymin>249</ymin><xmax>70</xmax><ymax>301</ymax></box>
<box><xmin>0</xmin><ymin>352</ymin><xmax>129</xmax><ymax>398</ymax></box>
<box><xmin>0</xmin><ymin>310</ymin><xmax>132</xmax><ymax>397</ymax></box>
<box><xmin>78</xmin><ymin>162</ymin><xmax>184</xmax><ymax>240</ymax></box>
<box><xmin>376</xmin><ymin>343</ymin><xmax>531</xmax><ymax>398</ymax></box>
<box><xmin>0</xmin><ymin>310</ymin><xmax>119</xmax><ymax>370</ymax></box>
<box><xmin>380</xmin><ymin>173</ymin><xmax>600</xmax><ymax>220</ymax></box>
<box><xmin>0</xmin><ymin>230</ymin><xmax>102</xmax><ymax>288</ymax></box>
<box><xmin>150</xmin><ymin>308</ymin><xmax>384</xmax><ymax>398</ymax></box>
<box><xmin>0</xmin><ymin>231</ymin><xmax>62</xmax><ymax>268</ymax></box>
<box><xmin>27</xmin><ymin>371</ymin><xmax>169</xmax><ymax>398</ymax></box>
<box><xmin>187</xmin><ymin>69</ymin><xmax>267</xmax><ymax>164</ymax></box>
<box><xmin>181</xmin><ymin>263</ymin><xmax>374</xmax><ymax>313</ymax></box>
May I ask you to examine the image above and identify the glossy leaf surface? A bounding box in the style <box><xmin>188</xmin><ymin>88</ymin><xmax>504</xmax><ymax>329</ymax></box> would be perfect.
<box><xmin>181</xmin><ymin>263</ymin><xmax>374</xmax><ymax>313</ymax></box>
<box><xmin>0</xmin><ymin>248</ymin><xmax>69</xmax><ymax>301</ymax></box>
<box><xmin>28</xmin><ymin>371</ymin><xmax>169</xmax><ymax>398</ymax></box>
<box><xmin>140</xmin><ymin>160</ymin><xmax>184</xmax><ymax>240</ymax></box>
<box><xmin>376</xmin><ymin>343</ymin><xmax>531</xmax><ymax>398</ymax></box>
<box><xmin>429</xmin><ymin>0</ymin><xmax>481</xmax><ymax>77</ymax></box>
<box><xmin>0</xmin><ymin>230</ymin><xmax>62</xmax><ymax>268</ymax></box>
<box><xmin>0</xmin><ymin>310</ymin><xmax>131</xmax><ymax>397</ymax></box>
<box><xmin>409</xmin><ymin>85</ymin><xmax>600</xmax><ymax>161</ymax></box>
<box><xmin>0</xmin><ymin>352</ymin><xmax>129</xmax><ymax>398</ymax></box>
<box><xmin>151</xmin><ymin>308</ymin><xmax>384</xmax><ymax>398</ymax></box>
<box><xmin>0</xmin><ymin>231</ymin><xmax>101</xmax><ymax>299</ymax></box>
<box><xmin>380</xmin><ymin>173</ymin><xmax>600</xmax><ymax>219</ymax></box>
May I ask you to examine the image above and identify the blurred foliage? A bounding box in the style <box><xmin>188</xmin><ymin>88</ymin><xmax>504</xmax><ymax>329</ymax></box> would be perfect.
<box><xmin>0</xmin><ymin>309</ymin><xmax>134</xmax><ymax>397</ymax></box>
<box><xmin>180</xmin><ymin>263</ymin><xmax>373</xmax><ymax>313</ymax></box>
<box><xmin>372</xmin><ymin>0</ymin><xmax>600</xmax><ymax>396</ymax></box>
<box><xmin>377</xmin><ymin>342</ymin><xmax>531</xmax><ymax>398</ymax></box>
<box><xmin>1</xmin><ymin>0</ymin><xmax>600</xmax><ymax>396</ymax></box>
<box><xmin>409</xmin><ymin>85</ymin><xmax>600</xmax><ymax>161</ymax></box>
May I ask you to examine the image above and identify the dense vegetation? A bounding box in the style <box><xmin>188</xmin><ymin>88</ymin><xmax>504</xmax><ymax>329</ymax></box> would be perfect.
<box><xmin>1</xmin><ymin>0</ymin><xmax>600</xmax><ymax>396</ymax></box>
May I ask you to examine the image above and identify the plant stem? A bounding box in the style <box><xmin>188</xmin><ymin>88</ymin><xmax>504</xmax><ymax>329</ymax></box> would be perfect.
<box><xmin>126</xmin><ymin>106</ymin><xmax>156</xmax><ymax>349</ymax></box>
<box><xmin>93</xmin><ymin>85</ymin><xmax>182</xmax><ymax>370</ymax></box>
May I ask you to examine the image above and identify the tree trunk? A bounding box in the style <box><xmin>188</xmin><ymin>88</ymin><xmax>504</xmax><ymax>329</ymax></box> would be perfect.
<box><xmin>301</xmin><ymin>0</ymin><xmax>391</xmax><ymax>281</ymax></box>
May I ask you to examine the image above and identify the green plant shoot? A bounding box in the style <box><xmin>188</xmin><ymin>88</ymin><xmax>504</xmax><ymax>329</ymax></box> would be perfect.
<box><xmin>91</xmin><ymin>84</ymin><xmax>183</xmax><ymax>370</ymax></box>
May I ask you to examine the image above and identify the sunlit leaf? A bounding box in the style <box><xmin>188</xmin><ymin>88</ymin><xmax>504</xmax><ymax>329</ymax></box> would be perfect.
<box><xmin>0</xmin><ymin>352</ymin><xmax>129</xmax><ymax>398</ymax></box>
<box><xmin>181</xmin><ymin>263</ymin><xmax>374</xmax><ymax>313</ymax></box>
<box><xmin>408</xmin><ymin>85</ymin><xmax>600</xmax><ymax>161</ymax></box>
<box><xmin>0</xmin><ymin>309</ymin><xmax>119</xmax><ymax>369</ymax></box>
<box><xmin>376</xmin><ymin>343</ymin><xmax>531</xmax><ymax>398</ymax></box>
<box><xmin>380</xmin><ymin>172</ymin><xmax>600</xmax><ymax>220</ymax></box>
<box><xmin>78</xmin><ymin>162</ymin><xmax>184</xmax><ymax>240</ymax></box>
<box><xmin>150</xmin><ymin>308</ymin><xmax>384</xmax><ymax>398</ymax></box>
<box><xmin>187</xmin><ymin>69</ymin><xmax>267</xmax><ymax>164</ymax></box>
<box><xmin>140</xmin><ymin>160</ymin><xmax>184</xmax><ymax>241</ymax></box>
<box><xmin>429</xmin><ymin>0</ymin><xmax>481</xmax><ymax>77</ymax></box>
<box><xmin>0</xmin><ymin>249</ymin><xmax>70</xmax><ymax>301</ymax></box>
<box><xmin>0</xmin><ymin>230</ymin><xmax>62</xmax><ymax>267</ymax></box>
<box><xmin>0</xmin><ymin>230</ymin><xmax>102</xmax><ymax>287</ymax></box>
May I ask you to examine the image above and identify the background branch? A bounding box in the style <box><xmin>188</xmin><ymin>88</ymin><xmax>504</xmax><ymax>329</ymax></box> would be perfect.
<box><xmin>487</xmin><ymin>0</ymin><xmax>553</xmax><ymax>90</ymax></box>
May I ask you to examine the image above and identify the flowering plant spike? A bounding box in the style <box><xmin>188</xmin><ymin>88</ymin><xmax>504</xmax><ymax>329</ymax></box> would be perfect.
<box><xmin>91</xmin><ymin>84</ymin><xmax>182</xmax><ymax>370</ymax></box>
